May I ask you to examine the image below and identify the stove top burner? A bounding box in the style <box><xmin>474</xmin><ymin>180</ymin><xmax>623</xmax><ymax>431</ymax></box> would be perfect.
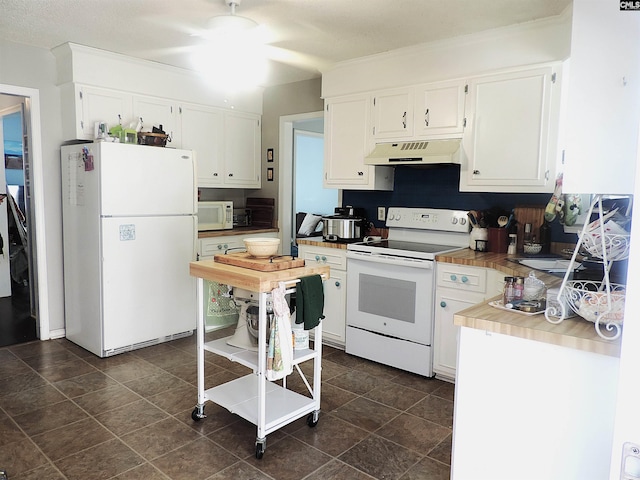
<box><xmin>357</xmin><ymin>239</ymin><xmax>461</xmax><ymax>255</ymax></box>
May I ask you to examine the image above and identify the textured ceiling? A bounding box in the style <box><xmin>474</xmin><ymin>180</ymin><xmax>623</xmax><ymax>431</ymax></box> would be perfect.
<box><xmin>0</xmin><ymin>0</ymin><xmax>571</xmax><ymax>87</ymax></box>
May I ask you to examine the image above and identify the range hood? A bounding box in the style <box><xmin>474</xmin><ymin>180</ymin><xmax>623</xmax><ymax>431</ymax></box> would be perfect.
<box><xmin>365</xmin><ymin>139</ymin><xmax>461</xmax><ymax>165</ymax></box>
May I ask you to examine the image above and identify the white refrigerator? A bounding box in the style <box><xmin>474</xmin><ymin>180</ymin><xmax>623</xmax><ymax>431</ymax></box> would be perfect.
<box><xmin>61</xmin><ymin>142</ymin><xmax>197</xmax><ymax>357</ymax></box>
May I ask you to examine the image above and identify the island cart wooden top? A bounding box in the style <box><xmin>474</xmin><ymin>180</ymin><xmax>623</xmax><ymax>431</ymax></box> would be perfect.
<box><xmin>190</xmin><ymin>260</ymin><xmax>330</xmax><ymax>293</ymax></box>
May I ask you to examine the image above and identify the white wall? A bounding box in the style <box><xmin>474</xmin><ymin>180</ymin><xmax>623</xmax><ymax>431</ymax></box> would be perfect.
<box><xmin>0</xmin><ymin>39</ymin><xmax>66</xmax><ymax>335</ymax></box>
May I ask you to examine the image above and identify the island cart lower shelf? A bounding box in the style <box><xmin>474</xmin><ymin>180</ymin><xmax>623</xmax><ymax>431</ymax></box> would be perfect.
<box><xmin>189</xmin><ymin>259</ymin><xmax>330</xmax><ymax>459</ymax></box>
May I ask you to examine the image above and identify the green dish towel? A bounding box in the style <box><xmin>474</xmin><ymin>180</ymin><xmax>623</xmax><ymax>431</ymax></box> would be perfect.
<box><xmin>296</xmin><ymin>274</ymin><xmax>325</xmax><ymax>330</ymax></box>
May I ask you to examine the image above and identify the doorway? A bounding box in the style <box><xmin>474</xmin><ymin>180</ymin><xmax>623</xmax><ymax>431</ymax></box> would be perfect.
<box><xmin>0</xmin><ymin>85</ymin><xmax>48</xmax><ymax>346</ymax></box>
<box><xmin>278</xmin><ymin>111</ymin><xmax>339</xmax><ymax>255</ymax></box>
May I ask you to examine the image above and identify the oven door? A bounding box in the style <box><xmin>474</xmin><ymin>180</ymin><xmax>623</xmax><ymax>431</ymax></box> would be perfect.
<box><xmin>346</xmin><ymin>251</ymin><xmax>435</xmax><ymax>345</ymax></box>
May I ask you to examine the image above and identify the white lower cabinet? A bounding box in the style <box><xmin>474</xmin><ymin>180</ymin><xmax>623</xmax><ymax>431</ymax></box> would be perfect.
<box><xmin>198</xmin><ymin>232</ymin><xmax>278</xmax><ymax>260</ymax></box>
<box><xmin>297</xmin><ymin>244</ymin><xmax>346</xmax><ymax>347</ymax></box>
<box><xmin>433</xmin><ymin>263</ymin><xmax>503</xmax><ymax>381</ymax></box>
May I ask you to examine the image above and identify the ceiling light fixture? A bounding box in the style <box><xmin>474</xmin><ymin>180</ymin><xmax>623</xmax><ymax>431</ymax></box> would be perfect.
<box><xmin>192</xmin><ymin>0</ymin><xmax>267</xmax><ymax>91</ymax></box>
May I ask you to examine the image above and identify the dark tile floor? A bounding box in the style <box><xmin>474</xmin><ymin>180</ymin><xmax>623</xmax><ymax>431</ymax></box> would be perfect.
<box><xmin>0</xmin><ymin>282</ymin><xmax>37</xmax><ymax>348</ymax></box>
<box><xmin>0</xmin><ymin>327</ymin><xmax>453</xmax><ymax>480</ymax></box>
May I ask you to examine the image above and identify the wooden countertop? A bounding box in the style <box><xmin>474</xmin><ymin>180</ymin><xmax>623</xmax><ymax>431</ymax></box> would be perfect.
<box><xmin>296</xmin><ymin>238</ymin><xmax>348</xmax><ymax>250</ymax></box>
<box><xmin>190</xmin><ymin>260</ymin><xmax>330</xmax><ymax>293</ymax></box>
<box><xmin>437</xmin><ymin>248</ymin><xmax>621</xmax><ymax>357</ymax></box>
<box><xmin>198</xmin><ymin>227</ymin><xmax>279</xmax><ymax>239</ymax></box>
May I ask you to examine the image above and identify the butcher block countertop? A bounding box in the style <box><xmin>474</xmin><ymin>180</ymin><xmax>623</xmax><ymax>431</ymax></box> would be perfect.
<box><xmin>296</xmin><ymin>238</ymin><xmax>348</xmax><ymax>249</ymax></box>
<box><xmin>198</xmin><ymin>227</ymin><xmax>279</xmax><ymax>239</ymax></box>
<box><xmin>436</xmin><ymin>248</ymin><xmax>622</xmax><ymax>358</ymax></box>
<box><xmin>190</xmin><ymin>260</ymin><xmax>330</xmax><ymax>293</ymax></box>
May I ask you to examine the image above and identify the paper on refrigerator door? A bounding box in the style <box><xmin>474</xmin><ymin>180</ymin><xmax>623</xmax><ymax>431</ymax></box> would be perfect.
<box><xmin>67</xmin><ymin>153</ymin><xmax>85</xmax><ymax>206</ymax></box>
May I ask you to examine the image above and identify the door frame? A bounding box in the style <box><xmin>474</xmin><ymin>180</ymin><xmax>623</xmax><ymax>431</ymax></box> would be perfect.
<box><xmin>0</xmin><ymin>83</ymin><xmax>49</xmax><ymax>340</ymax></box>
<box><xmin>277</xmin><ymin>111</ymin><xmax>325</xmax><ymax>255</ymax></box>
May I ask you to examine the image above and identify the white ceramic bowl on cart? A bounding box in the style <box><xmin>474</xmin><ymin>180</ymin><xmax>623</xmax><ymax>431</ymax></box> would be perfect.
<box><xmin>244</xmin><ymin>238</ymin><xmax>281</xmax><ymax>258</ymax></box>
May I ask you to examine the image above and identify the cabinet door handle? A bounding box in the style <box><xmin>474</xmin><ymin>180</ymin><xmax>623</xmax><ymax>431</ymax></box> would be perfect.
<box><xmin>425</xmin><ymin>108</ymin><xmax>429</xmax><ymax>127</ymax></box>
<box><xmin>461</xmin><ymin>276</ymin><xmax>469</xmax><ymax>283</ymax></box>
<box><xmin>440</xmin><ymin>301</ymin><xmax>447</xmax><ymax>308</ymax></box>
<box><xmin>450</xmin><ymin>274</ymin><xmax>457</xmax><ymax>281</ymax></box>
<box><xmin>335</xmin><ymin>281</ymin><xmax>341</xmax><ymax>287</ymax></box>
<box><xmin>402</xmin><ymin>111</ymin><xmax>407</xmax><ymax>129</ymax></box>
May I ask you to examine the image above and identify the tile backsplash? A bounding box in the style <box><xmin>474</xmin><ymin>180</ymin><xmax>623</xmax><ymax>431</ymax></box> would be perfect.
<box><xmin>343</xmin><ymin>164</ymin><xmax>575</xmax><ymax>243</ymax></box>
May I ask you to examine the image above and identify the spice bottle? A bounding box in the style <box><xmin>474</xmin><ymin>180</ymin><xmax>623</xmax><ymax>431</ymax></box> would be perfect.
<box><xmin>513</xmin><ymin>276</ymin><xmax>524</xmax><ymax>301</ymax></box>
<box><xmin>503</xmin><ymin>276</ymin><xmax>515</xmax><ymax>305</ymax></box>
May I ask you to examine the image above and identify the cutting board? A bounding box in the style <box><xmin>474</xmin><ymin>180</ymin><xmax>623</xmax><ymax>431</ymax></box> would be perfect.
<box><xmin>214</xmin><ymin>252</ymin><xmax>305</xmax><ymax>271</ymax></box>
<box><xmin>513</xmin><ymin>205</ymin><xmax>545</xmax><ymax>252</ymax></box>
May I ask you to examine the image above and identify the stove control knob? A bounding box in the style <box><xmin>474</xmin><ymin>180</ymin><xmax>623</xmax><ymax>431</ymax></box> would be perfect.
<box><xmin>451</xmin><ymin>217</ymin><xmax>458</xmax><ymax>224</ymax></box>
<box><xmin>388</xmin><ymin>213</ymin><xmax>395</xmax><ymax>220</ymax></box>
<box><xmin>459</xmin><ymin>217</ymin><xmax>467</xmax><ymax>225</ymax></box>
<box><xmin>394</xmin><ymin>214</ymin><xmax>401</xmax><ymax>221</ymax></box>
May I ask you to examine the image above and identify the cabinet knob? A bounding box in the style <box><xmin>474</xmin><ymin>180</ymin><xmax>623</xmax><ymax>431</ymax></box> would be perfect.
<box><xmin>213</xmin><ymin>172</ymin><xmax>218</xmax><ymax>177</ymax></box>
<box><xmin>335</xmin><ymin>281</ymin><xmax>341</xmax><ymax>287</ymax></box>
<box><xmin>440</xmin><ymin>301</ymin><xmax>447</xmax><ymax>308</ymax></box>
<box><xmin>315</xmin><ymin>255</ymin><xmax>320</xmax><ymax>261</ymax></box>
<box><xmin>223</xmin><ymin>244</ymin><xmax>228</xmax><ymax>249</ymax></box>
<box><xmin>450</xmin><ymin>274</ymin><xmax>457</xmax><ymax>281</ymax></box>
<box><xmin>321</xmin><ymin>256</ymin><xmax>327</xmax><ymax>262</ymax></box>
<box><xmin>217</xmin><ymin>244</ymin><xmax>223</xmax><ymax>249</ymax></box>
<box><xmin>473</xmin><ymin>170</ymin><xmax>480</xmax><ymax>175</ymax></box>
<box><xmin>461</xmin><ymin>276</ymin><xmax>469</xmax><ymax>283</ymax></box>
<box><xmin>357</xmin><ymin>171</ymin><xmax>364</xmax><ymax>176</ymax></box>
<box><xmin>228</xmin><ymin>173</ymin><xmax>233</xmax><ymax>177</ymax></box>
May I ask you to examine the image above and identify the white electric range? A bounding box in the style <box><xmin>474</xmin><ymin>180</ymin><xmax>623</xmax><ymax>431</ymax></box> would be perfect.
<box><xmin>345</xmin><ymin>207</ymin><xmax>470</xmax><ymax>376</ymax></box>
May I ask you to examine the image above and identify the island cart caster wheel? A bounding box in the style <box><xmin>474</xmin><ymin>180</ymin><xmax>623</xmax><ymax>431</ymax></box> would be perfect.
<box><xmin>307</xmin><ymin>411</ymin><xmax>319</xmax><ymax>427</ymax></box>
<box><xmin>191</xmin><ymin>405</ymin><xmax>205</xmax><ymax>422</ymax></box>
<box><xmin>255</xmin><ymin>439</ymin><xmax>266</xmax><ymax>459</ymax></box>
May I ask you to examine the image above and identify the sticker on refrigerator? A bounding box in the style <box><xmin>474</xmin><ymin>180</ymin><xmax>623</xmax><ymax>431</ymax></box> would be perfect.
<box><xmin>119</xmin><ymin>224</ymin><xmax>136</xmax><ymax>241</ymax></box>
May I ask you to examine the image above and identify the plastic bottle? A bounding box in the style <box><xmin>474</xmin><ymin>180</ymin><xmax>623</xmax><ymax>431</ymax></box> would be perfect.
<box><xmin>539</xmin><ymin>219</ymin><xmax>551</xmax><ymax>254</ymax></box>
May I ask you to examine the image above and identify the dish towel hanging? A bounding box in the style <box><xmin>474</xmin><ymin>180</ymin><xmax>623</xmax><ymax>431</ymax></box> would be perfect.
<box><xmin>296</xmin><ymin>274</ymin><xmax>325</xmax><ymax>330</ymax></box>
<box><xmin>266</xmin><ymin>282</ymin><xmax>293</xmax><ymax>381</ymax></box>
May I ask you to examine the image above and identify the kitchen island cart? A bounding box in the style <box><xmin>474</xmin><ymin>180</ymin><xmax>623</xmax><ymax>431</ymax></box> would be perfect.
<box><xmin>189</xmin><ymin>260</ymin><xmax>330</xmax><ymax>458</ymax></box>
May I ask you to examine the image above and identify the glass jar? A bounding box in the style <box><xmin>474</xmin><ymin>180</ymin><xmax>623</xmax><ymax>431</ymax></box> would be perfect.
<box><xmin>503</xmin><ymin>276</ymin><xmax>515</xmax><ymax>305</ymax></box>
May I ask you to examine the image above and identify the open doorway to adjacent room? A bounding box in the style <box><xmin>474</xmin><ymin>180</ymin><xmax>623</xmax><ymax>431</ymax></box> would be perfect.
<box><xmin>278</xmin><ymin>112</ymin><xmax>338</xmax><ymax>256</ymax></box>
<box><xmin>0</xmin><ymin>91</ymin><xmax>39</xmax><ymax>347</ymax></box>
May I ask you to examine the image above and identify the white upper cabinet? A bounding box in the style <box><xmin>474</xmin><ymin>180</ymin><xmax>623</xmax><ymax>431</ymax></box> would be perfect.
<box><xmin>414</xmin><ymin>80</ymin><xmax>466</xmax><ymax>138</ymax></box>
<box><xmin>61</xmin><ymin>84</ymin><xmax>133</xmax><ymax>140</ymax></box>
<box><xmin>180</xmin><ymin>103</ymin><xmax>224</xmax><ymax>187</ymax></box>
<box><xmin>324</xmin><ymin>94</ymin><xmax>394</xmax><ymax>190</ymax></box>
<box><xmin>372</xmin><ymin>88</ymin><xmax>414</xmax><ymax>139</ymax></box>
<box><xmin>562</xmin><ymin>0</ymin><xmax>640</xmax><ymax>195</ymax></box>
<box><xmin>223</xmin><ymin>111</ymin><xmax>261</xmax><ymax>188</ymax></box>
<box><xmin>132</xmin><ymin>96</ymin><xmax>178</xmax><ymax>146</ymax></box>
<box><xmin>460</xmin><ymin>64</ymin><xmax>560</xmax><ymax>193</ymax></box>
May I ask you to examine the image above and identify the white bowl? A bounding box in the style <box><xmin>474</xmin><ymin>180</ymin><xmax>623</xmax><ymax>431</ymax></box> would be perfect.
<box><xmin>244</xmin><ymin>237</ymin><xmax>280</xmax><ymax>258</ymax></box>
<box><xmin>523</xmin><ymin>243</ymin><xmax>543</xmax><ymax>254</ymax></box>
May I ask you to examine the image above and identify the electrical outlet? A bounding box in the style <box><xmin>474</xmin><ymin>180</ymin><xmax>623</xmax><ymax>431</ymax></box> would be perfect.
<box><xmin>377</xmin><ymin>206</ymin><xmax>386</xmax><ymax>221</ymax></box>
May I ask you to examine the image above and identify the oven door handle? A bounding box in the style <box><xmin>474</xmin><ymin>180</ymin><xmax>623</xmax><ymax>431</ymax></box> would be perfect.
<box><xmin>346</xmin><ymin>251</ymin><xmax>434</xmax><ymax>269</ymax></box>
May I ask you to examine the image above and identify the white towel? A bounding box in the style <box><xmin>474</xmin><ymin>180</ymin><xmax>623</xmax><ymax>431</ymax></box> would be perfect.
<box><xmin>266</xmin><ymin>282</ymin><xmax>294</xmax><ymax>381</ymax></box>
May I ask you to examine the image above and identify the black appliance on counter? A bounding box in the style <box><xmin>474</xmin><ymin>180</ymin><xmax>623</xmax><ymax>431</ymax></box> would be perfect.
<box><xmin>233</xmin><ymin>208</ymin><xmax>252</xmax><ymax>227</ymax></box>
<box><xmin>322</xmin><ymin>206</ymin><xmax>369</xmax><ymax>243</ymax></box>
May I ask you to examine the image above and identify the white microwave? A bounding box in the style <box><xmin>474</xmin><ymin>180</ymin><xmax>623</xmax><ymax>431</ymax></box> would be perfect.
<box><xmin>197</xmin><ymin>201</ymin><xmax>233</xmax><ymax>231</ymax></box>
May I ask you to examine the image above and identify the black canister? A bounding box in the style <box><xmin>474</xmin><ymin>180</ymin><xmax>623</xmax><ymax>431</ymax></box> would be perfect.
<box><xmin>539</xmin><ymin>219</ymin><xmax>551</xmax><ymax>254</ymax></box>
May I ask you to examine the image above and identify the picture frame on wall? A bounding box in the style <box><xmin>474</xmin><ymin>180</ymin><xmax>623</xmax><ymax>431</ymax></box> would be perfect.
<box><xmin>267</xmin><ymin>148</ymin><xmax>274</xmax><ymax>162</ymax></box>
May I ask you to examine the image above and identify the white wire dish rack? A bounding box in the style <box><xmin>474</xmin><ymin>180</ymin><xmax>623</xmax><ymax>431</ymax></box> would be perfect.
<box><xmin>545</xmin><ymin>195</ymin><xmax>631</xmax><ymax>340</ymax></box>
